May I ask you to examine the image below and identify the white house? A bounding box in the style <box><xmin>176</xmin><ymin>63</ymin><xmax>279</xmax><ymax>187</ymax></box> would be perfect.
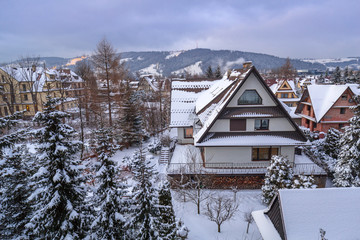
<box><xmin>168</xmin><ymin>63</ymin><xmax>326</xmax><ymax>188</ymax></box>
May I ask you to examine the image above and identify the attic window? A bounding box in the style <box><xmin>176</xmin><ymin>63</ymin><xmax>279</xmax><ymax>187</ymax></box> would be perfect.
<box><xmin>238</xmin><ymin>90</ymin><xmax>262</xmax><ymax>105</ymax></box>
<box><xmin>341</xmin><ymin>94</ymin><xmax>348</xmax><ymax>100</ymax></box>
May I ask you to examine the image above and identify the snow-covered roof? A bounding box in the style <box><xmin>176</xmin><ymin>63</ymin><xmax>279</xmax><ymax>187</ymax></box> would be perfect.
<box><xmin>260</xmin><ymin>188</ymin><xmax>360</xmax><ymax>240</ymax></box>
<box><xmin>270</xmin><ymin>79</ymin><xmax>297</xmax><ymax>95</ymax></box>
<box><xmin>195</xmin><ymin>75</ymin><xmax>235</xmax><ymax>113</ymax></box>
<box><xmin>170</xmin><ymin>79</ymin><xmax>218</xmax><ymax>127</ymax></box>
<box><xmin>307</xmin><ymin>85</ymin><xmax>352</xmax><ymax>122</ymax></box>
<box><xmin>0</xmin><ymin>66</ymin><xmax>83</xmax><ymax>92</ymax></box>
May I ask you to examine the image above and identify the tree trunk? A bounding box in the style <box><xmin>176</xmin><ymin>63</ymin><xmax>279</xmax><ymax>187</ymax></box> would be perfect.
<box><xmin>246</xmin><ymin>222</ymin><xmax>250</xmax><ymax>234</ymax></box>
<box><xmin>218</xmin><ymin>224</ymin><xmax>221</xmax><ymax>233</ymax></box>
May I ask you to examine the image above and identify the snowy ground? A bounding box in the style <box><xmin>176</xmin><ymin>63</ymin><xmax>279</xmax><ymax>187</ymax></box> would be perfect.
<box><xmin>172</xmin><ymin>189</ymin><xmax>265</xmax><ymax>240</ymax></box>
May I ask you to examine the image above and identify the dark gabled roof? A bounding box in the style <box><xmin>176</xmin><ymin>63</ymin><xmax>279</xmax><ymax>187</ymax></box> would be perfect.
<box><xmin>220</xmin><ymin>107</ymin><xmax>286</xmax><ymax>119</ymax></box>
<box><xmin>195</xmin><ymin>66</ymin><xmax>308</xmax><ymax>144</ymax></box>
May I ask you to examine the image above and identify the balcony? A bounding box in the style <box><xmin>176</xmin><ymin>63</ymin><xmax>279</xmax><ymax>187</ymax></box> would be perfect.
<box><xmin>167</xmin><ymin>162</ymin><xmax>326</xmax><ymax>175</ymax></box>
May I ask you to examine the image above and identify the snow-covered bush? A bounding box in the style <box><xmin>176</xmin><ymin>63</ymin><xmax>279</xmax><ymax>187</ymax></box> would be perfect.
<box><xmin>262</xmin><ymin>155</ymin><xmax>294</xmax><ymax>204</ymax></box>
<box><xmin>147</xmin><ymin>139</ymin><xmax>162</xmax><ymax>154</ymax></box>
<box><xmin>292</xmin><ymin>175</ymin><xmax>316</xmax><ymax>189</ymax></box>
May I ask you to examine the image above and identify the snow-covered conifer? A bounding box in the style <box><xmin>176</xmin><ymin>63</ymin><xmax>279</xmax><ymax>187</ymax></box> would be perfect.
<box><xmin>0</xmin><ymin>145</ymin><xmax>33</xmax><ymax>239</ymax></box>
<box><xmin>127</xmin><ymin>148</ymin><xmax>160</xmax><ymax>239</ymax></box>
<box><xmin>323</xmin><ymin>128</ymin><xmax>341</xmax><ymax>159</ymax></box>
<box><xmin>26</xmin><ymin>97</ymin><xmax>85</xmax><ymax>239</ymax></box>
<box><xmin>334</xmin><ymin>96</ymin><xmax>360</xmax><ymax>187</ymax></box>
<box><xmin>0</xmin><ymin>111</ymin><xmax>26</xmax><ymax>156</ymax></box>
<box><xmin>118</xmin><ymin>82</ymin><xmax>144</xmax><ymax>148</ymax></box>
<box><xmin>262</xmin><ymin>155</ymin><xmax>294</xmax><ymax>204</ymax></box>
<box><xmin>90</xmin><ymin>126</ymin><xmax>128</xmax><ymax>239</ymax></box>
<box><xmin>158</xmin><ymin>180</ymin><xmax>179</xmax><ymax>240</ymax></box>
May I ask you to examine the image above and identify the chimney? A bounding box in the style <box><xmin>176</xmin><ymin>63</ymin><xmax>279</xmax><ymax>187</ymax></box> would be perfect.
<box><xmin>243</xmin><ymin>61</ymin><xmax>253</xmax><ymax>70</ymax></box>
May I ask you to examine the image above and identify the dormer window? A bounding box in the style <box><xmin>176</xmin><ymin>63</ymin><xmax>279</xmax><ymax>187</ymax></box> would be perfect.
<box><xmin>238</xmin><ymin>90</ymin><xmax>262</xmax><ymax>105</ymax></box>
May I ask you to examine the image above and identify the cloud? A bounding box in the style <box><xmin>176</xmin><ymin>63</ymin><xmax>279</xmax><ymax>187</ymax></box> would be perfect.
<box><xmin>0</xmin><ymin>0</ymin><xmax>359</xmax><ymax>62</ymax></box>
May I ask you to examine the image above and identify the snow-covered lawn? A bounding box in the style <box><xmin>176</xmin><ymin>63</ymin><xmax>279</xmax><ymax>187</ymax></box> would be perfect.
<box><xmin>172</xmin><ymin>189</ymin><xmax>266</xmax><ymax>240</ymax></box>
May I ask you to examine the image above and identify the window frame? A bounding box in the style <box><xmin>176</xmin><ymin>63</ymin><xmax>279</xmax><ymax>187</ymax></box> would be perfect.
<box><xmin>254</xmin><ymin>119</ymin><xmax>269</xmax><ymax>130</ymax></box>
<box><xmin>183</xmin><ymin>127</ymin><xmax>193</xmax><ymax>139</ymax></box>
<box><xmin>238</xmin><ymin>90</ymin><xmax>262</xmax><ymax>105</ymax></box>
<box><xmin>252</xmin><ymin>147</ymin><xmax>279</xmax><ymax>161</ymax></box>
<box><xmin>280</xmin><ymin>93</ymin><xmax>288</xmax><ymax>98</ymax></box>
<box><xmin>340</xmin><ymin>108</ymin><xmax>346</xmax><ymax>114</ymax></box>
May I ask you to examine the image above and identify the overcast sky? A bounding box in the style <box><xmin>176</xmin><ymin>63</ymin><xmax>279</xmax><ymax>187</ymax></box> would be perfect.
<box><xmin>1</xmin><ymin>0</ymin><xmax>359</xmax><ymax>62</ymax></box>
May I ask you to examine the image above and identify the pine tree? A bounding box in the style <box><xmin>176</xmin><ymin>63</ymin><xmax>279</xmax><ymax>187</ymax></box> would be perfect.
<box><xmin>0</xmin><ymin>145</ymin><xmax>33</xmax><ymax>239</ymax></box>
<box><xmin>118</xmin><ymin>83</ymin><xmax>143</xmax><ymax>148</ymax></box>
<box><xmin>214</xmin><ymin>66</ymin><xmax>222</xmax><ymax>78</ymax></box>
<box><xmin>26</xmin><ymin>97</ymin><xmax>85</xmax><ymax>239</ymax></box>
<box><xmin>333</xmin><ymin>96</ymin><xmax>360</xmax><ymax>187</ymax></box>
<box><xmin>0</xmin><ymin>111</ymin><xmax>26</xmax><ymax>156</ymax></box>
<box><xmin>90</xmin><ymin>126</ymin><xmax>128</xmax><ymax>239</ymax></box>
<box><xmin>127</xmin><ymin>148</ymin><xmax>160</xmax><ymax>240</ymax></box>
<box><xmin>262</xmin><ymin>155</ymin><xmax>294</xmax><ymax>204</ymax></box>
<box><xmin>323</xmin><ymin>128</ymin><xmax>341</xmax><ymax>159</ymax></box>
<box><xmin>206</xmin><ymin>66</ymin><xmax>213</xmax><ymax>78</ymax></box>
<box><xmin>333</xmin><ymin>66</ymin><xmax>341</xmax><ymax>84</ymax></box>
<box><xmin>158</xmin><ymin>180</ymin><xmax>179</xmax><ymax>240</ymax></box>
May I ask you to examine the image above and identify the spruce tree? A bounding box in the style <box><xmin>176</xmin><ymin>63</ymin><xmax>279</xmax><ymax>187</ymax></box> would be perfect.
<box><xmin>214</xmin><ymin>66</ymin><xmax>222</xmax><ymax>78</ymax></box>
<box><xmin>333</xmin><ymin>66</ymin><xmax>341</xmax><ymax>83</ymax></box>
<box><xmin>90</xmin><ymin>126</ymin><xmax>128</xmax><ymax>239</ymax></box>
<box><xmin>118</xmin><ymin>82</ymin><xmax>143</xmax><ymax>148</ymax></box>
<box><xmin>0</xmin><ymin>111</ymin><xmax>26</xmax><ymax>156</ymax></box>
<box><xmin>127</xmin><ymin>148</ymin><xmax>160</xmax><ymax>240</ymax></box>
<box><xmin>206</xmin><ymin>66</ymin><xmax>213</xmax><ymax>78</ymax></box>
<box><xmin>334</xmin><ymin>96</ymin><xmax>360</xmax><ymax>187</ymax></box>
<box><xmin>0</xmin><ymin>145</ymin><xmax>33</xmax><ymax>239</ymax></box>
<box><xmin>262</xmin><ymin>155</ymin><xmax>294</xmax><ymax>204</ymax></box>
<box><xmin>323</xmin><ymin>128</ymin><xmax>341</xmax><ymax>159</ymax></box>
<box><xmin>26</xmin><ymin>97</ymin><xmax>85</xmax><ymax>239</ymax></box>
<box><xmin>158</xmin><ymin>180</ymin><xmax>179</xmax><ymax>240</ymax></box>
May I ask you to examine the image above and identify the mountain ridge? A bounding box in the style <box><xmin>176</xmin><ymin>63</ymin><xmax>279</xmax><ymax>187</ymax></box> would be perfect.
<box><xmin>11</xmin><ymin>49</ymin><xmax>360</xmax><ymax>76</ymax></box>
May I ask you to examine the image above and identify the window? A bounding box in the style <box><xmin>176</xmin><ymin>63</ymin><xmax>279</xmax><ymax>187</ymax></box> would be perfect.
<box><xmin>341</xmin><ymin>94</ymin><xmax>348</xmax><ymax>100</ymax></box>
<box><xmin>4</xmin><ymin>107</ymin><xmax>8</xmax><ymax>116</ymax></box>
<box><xmin>238</xmin><ymin>90</ymin><xmax>262</xmax><ymax>105</ymax></box>
<box><xmin>24</xmin><ymin>94</ymin><xmax>28</xmax><ymax>101</ymax></box>
<box><xmin>22</xmin><ymin>84</ymin><xmax>26</xmax><ymax>91</ymax></box>
<box><xmin>339</xmin><ymin>123</ymin><xmax>344</xmax><ymax>129</ymax></box>
<box><xmin>255</xmin><ymin>119</ymin><xmax>269</xmax><ymax>130</ymax></box>
<box><xmin>307</xmin><ymin>105</ymin><xmax>311</xmax><ymax>111</ymax></box>
<box><xmin>16</xmin><ymin>106</ymin><xmax>20</xmax><ymax>112</ymax></box>
<box><xmin>281</xmin><ymin>93</ymin><xmax>288</xmax><ymax>98</ymax></box>
<box><xmin>184</xmin><ymin>128</ymin><xmax>193</xmax><ymax>138</ymax></box>
<box><xmin>252</xmin><ymin>147</ymin><xmax>278</xmax><ymax>161</ymax></box>
<box><xmin>340</xmin><ymin>108</ymin><xmax>346</xmax><ymax>114</ymax></box>
<box><xmin>230</xmin><ymin>119</ymin><xmax>246</xmax><ymax>131</ymax></box>
<box><xmin>0</xmin><ymin>108</ymin><xmax>2</xmax><ymax>117</ymax></box>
